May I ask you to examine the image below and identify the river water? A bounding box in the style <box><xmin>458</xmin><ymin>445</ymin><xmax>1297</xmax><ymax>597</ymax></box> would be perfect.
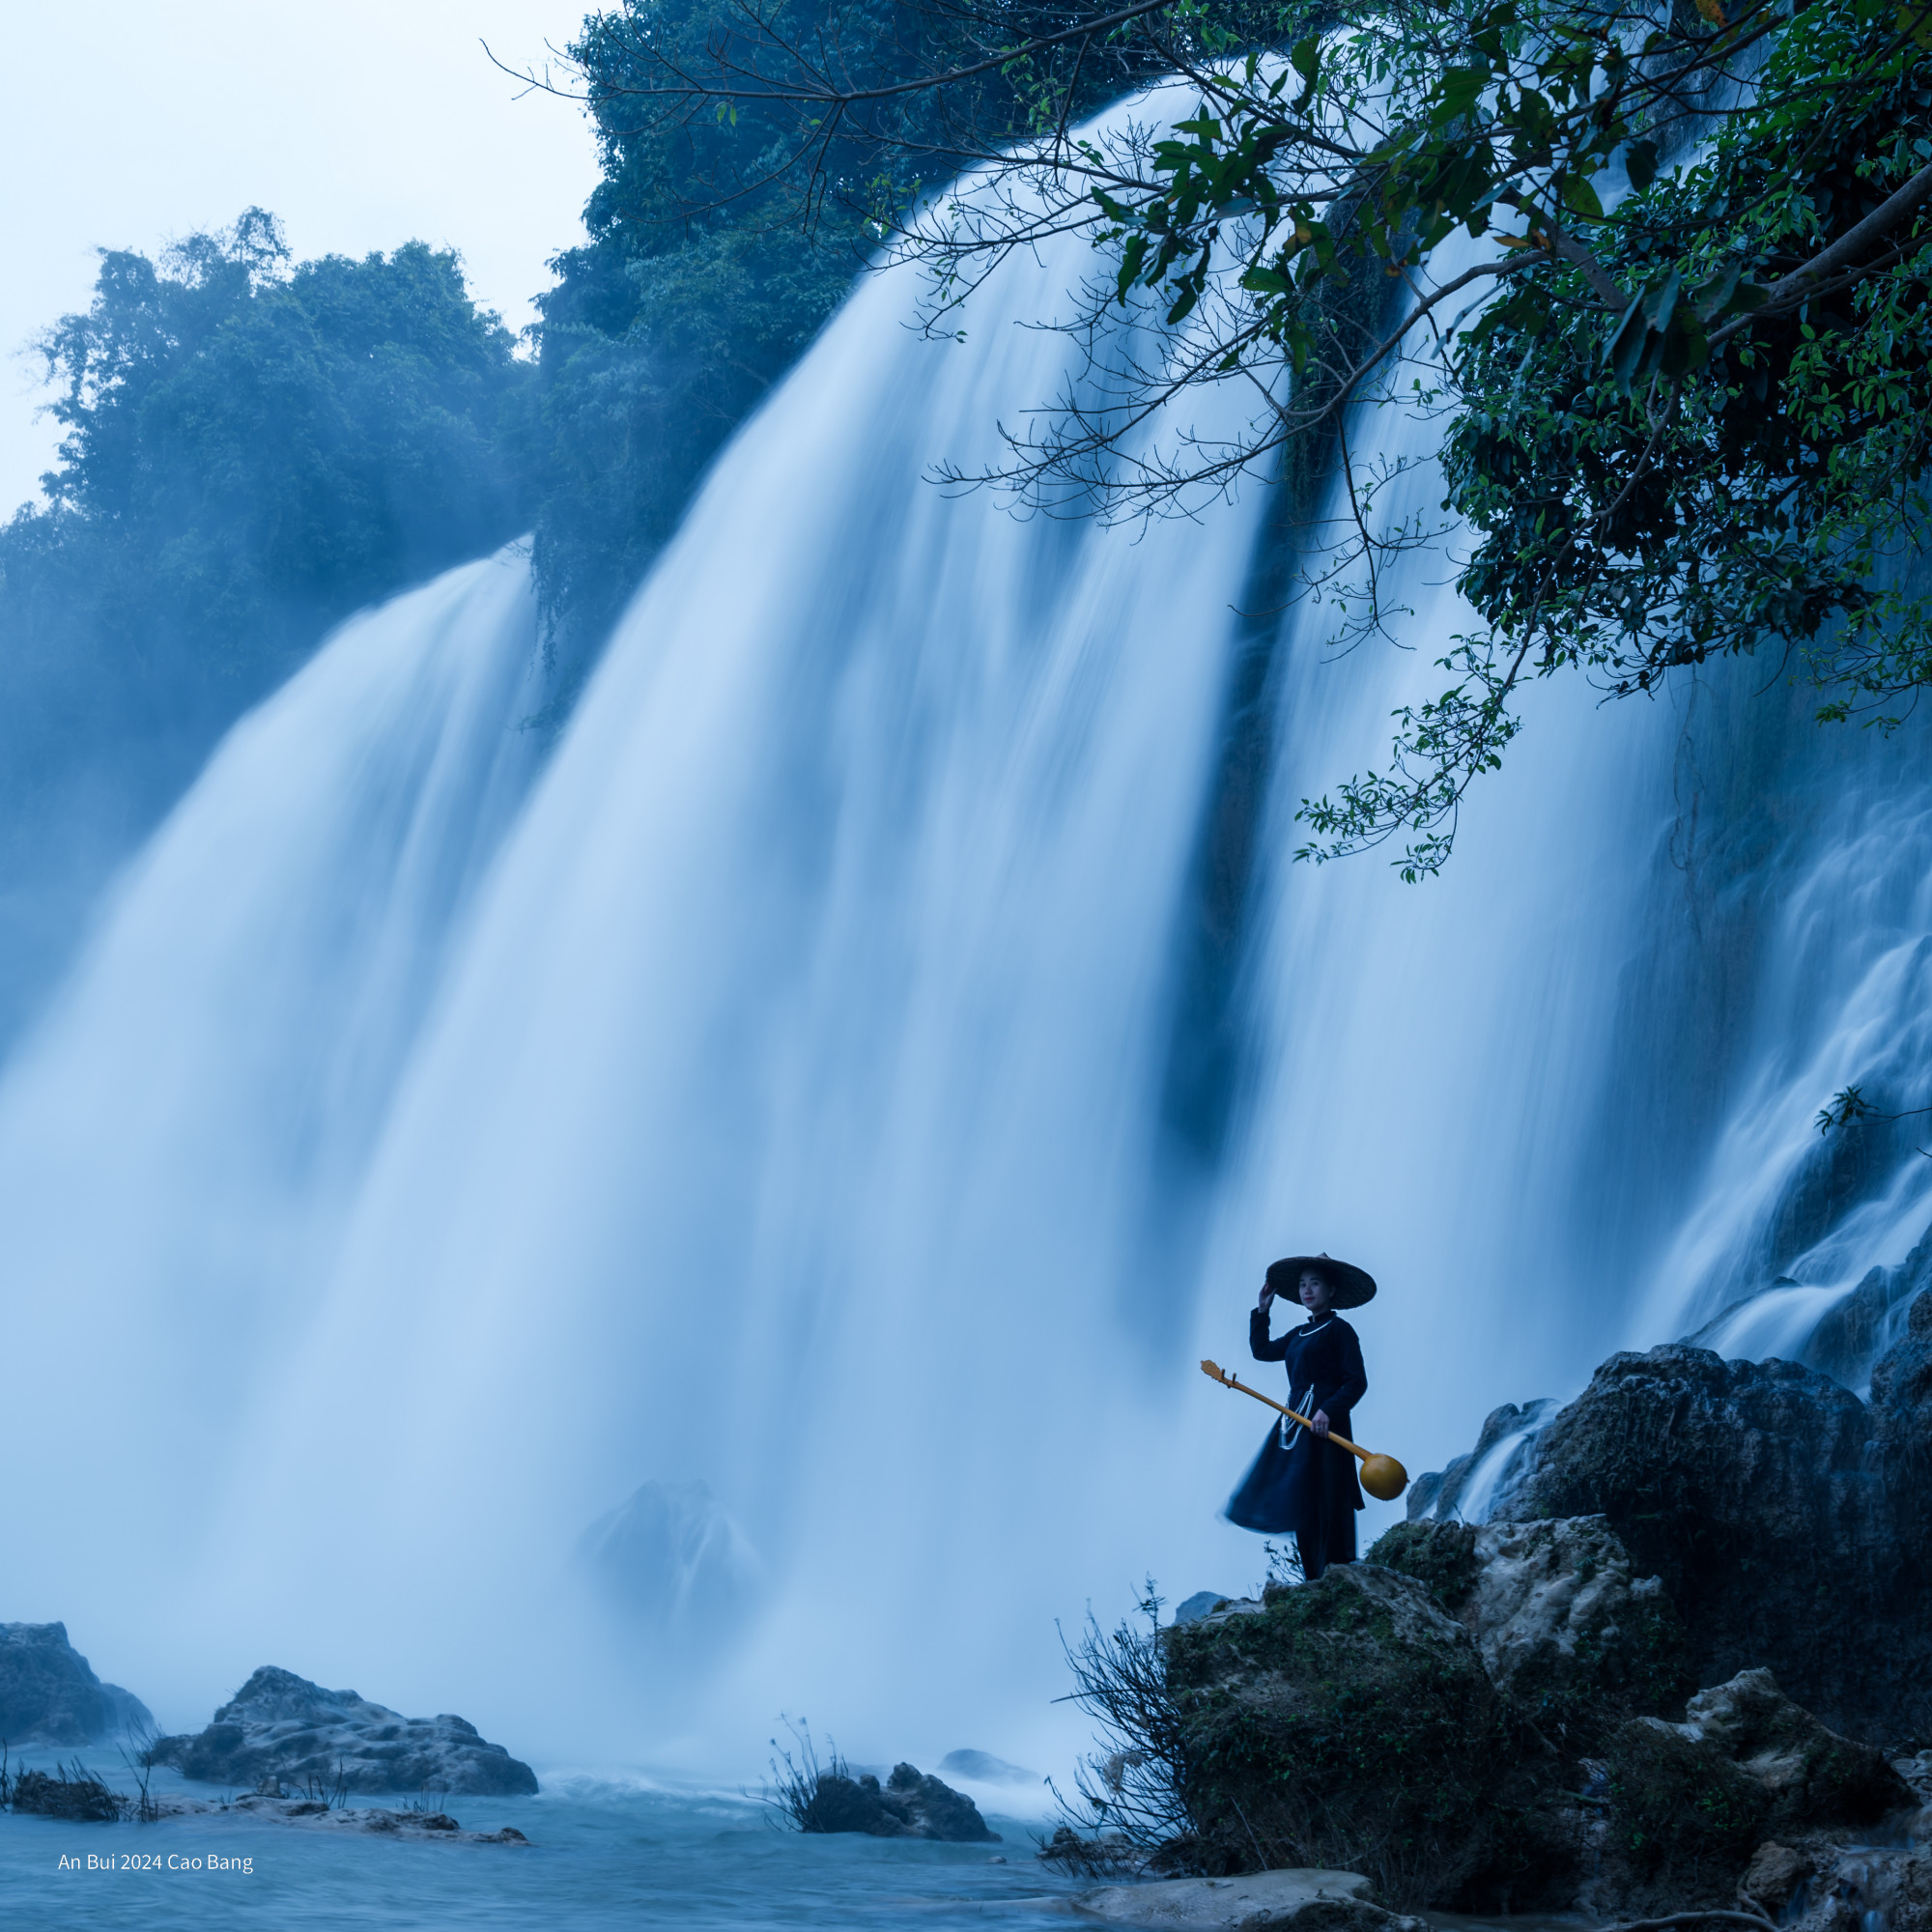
<box><xmin>0</xmin><ymin>1776</ymin><xmax>1077</xmax><ymax>1932</ymax></box>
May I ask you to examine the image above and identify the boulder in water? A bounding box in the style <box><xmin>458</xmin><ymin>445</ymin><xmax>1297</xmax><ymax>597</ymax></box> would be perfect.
<box><xmin>0</xmin><ymin>1623</ymin><xmax>152</xmax><ymax>1745</ymax></box>
<box><xmin>575</xmin><ymin>1478</ymin><xmax>762</xmax><ymax>1654</ymax></box>
<box><xmin>151</xmin><ymin>1666</ymin><xmax>538</xmax><ymax>1796</ymax></box>
<box><xmin>800</xmin><ymin>1761</ymin><xmax>998</xmax><ymax>1840</ymax></box>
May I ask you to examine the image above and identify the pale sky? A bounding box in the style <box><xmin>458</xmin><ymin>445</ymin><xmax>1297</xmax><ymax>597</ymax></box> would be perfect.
<box><xmin>1</xmin><ymin>0</ymin><xmax>604</xmax><ymax>512</ymax></box>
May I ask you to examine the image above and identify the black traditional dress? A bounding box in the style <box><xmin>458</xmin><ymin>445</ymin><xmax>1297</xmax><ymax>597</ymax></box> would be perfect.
<box><xmin>1224</xmin><ymin>1308</ymin><xmax>1368</xmax><ymax>1577</ymax></box>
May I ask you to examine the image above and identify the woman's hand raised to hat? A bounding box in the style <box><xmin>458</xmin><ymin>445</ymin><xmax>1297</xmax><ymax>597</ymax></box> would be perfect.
<box><xmin>1257</xmin><ymin>1280</ymin><xmax>1275</xmax><ymax>1314</ymax></box>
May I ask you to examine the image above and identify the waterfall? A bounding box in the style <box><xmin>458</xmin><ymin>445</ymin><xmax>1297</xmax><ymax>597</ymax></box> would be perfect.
<box><xmin>1</xmin><ymin>151</ymin><xmax>1928</xmax><ymax>1769</ymax></box>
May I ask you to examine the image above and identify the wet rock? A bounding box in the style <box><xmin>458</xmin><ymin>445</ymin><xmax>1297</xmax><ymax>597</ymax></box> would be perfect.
<box><xmin>1368</xmin><ymin>1516</ymin><xmax>1689</xmax><ymax>1748</ymax></box>
<box><xmin>801</xmin><ymin>1761</ymin><xmax>997</xmax><ymax>1841</ymax></box>
<box><xmin>1493</xmin><ymin>1344</ymin><xmax>1916</xmax><ymax>1738</ymax></box>
<box><xmin>151</xmin><ymin>1665</ymin><xmax>538</xmax><ymax>1796</ymax></box>
<box><xmin>148</xmin><ymin>1787</ymin><xmax>531</xmax><ymax>1842</ymax></box>
<box><xmin>1677</xmin><ymin>1668</ymin><xmax>1911</xmax><ymax>1832</ymax></box>
<box><xmin>1873</xmin><ymin>1289</ymin><xmax>1932</xmax><ymax>1554</ymax></box>
<box><xmin>1161</xmin><ymin>1563</ymin><xmax>1510</xmax><ymax>1905</ymax></box>
<box><xmin>0</xmin><ymin>1623</ymin><xmax>153</xmax><ymax>1745</ymax></box>
<box><xmin>1078</xmin><ymin>1865</ymin><xmax>1429</xmax><ymax>1932</ymax></box>
<box><xmin>1405</xmin><ymin>1400</ymin><xmax>1557</xmax><ymax>1523</ymax></box>
<box><xmin>1462</xmin><ymin>1517</ymin><xmax>1690</xmax><ymax>1747</ymax></box>
<box><xmin>1741</xmin><ymin>1840</ymin><xmax>1813</xmax><ymax>1914</ymax></box>
<box><xmin>1591</xmin><ymin>1670</ymin><xmax>1913</xmax><ymax>1915</ymax></box>
<box><xmin>1767</xmin><ymin>1842</ymin><xmax>1932</xmax><ymax>1932</ymax></box>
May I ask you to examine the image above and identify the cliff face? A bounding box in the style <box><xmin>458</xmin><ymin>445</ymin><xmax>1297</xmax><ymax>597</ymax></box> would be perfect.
<box><xmin>1491</xmin><ymin>1318</ymin><xmax>1931</xmax><ymax>1740</ymax></box>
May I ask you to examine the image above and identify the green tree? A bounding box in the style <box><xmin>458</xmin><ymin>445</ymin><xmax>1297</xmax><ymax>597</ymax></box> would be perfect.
<box><xmin>0</xmin><ymin>211</ymin><xmax>531</xmax><ymax>1034</ymax></box>
<box><xmin>6</xmin><ymin>208</ymin><xmax>529</xmax><ymax>710</ymax></box>
<box><xmin>516</xmin><ymin>0</ymin><xmax>1172</xmax><ymax>675</ymax></box>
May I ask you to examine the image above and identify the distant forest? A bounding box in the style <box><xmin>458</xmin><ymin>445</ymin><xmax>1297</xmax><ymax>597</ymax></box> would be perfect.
<box><xmin>0</xmin><ymin>0</ymin><xmax>999</xmax><ymax>1041</ymax></box>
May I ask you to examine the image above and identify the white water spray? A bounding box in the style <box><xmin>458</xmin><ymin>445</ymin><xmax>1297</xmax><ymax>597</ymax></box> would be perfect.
<box><xmin>2</xmin><ymin>153</ymin><xmax>1929</xmax><ymax>1771</ymax></box>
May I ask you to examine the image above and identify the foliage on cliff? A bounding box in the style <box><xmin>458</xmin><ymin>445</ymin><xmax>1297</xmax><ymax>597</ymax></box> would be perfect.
<box><xmin>552</xmin><ymin>0</ymin><xmax>1932</xmax><ymax>874</ymax></box>
<box><xmin>517</xmin><ymin>0</ymin><xmax>1178</xmax><ymax>668</ymax></box>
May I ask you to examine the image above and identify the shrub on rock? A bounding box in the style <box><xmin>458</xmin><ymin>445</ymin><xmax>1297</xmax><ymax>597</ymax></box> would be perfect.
<box><xmin>1362</xmin><ymin>1522</ymin><xmax>1481</xmax><ymax>1613</ymax></box>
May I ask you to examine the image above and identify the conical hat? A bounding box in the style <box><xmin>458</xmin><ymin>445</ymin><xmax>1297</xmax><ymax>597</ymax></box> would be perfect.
<box><xmin>1264</xmin><ymin>1252</ymin><xmax>1377</xmax><ymax>1309</ymax></box>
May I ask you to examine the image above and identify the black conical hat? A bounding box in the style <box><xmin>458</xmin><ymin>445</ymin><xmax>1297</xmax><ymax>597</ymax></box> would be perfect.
<box><xmin>1265</xmin><ymin>1252</ymin><xmax>1377</xmax><ymax>1309</ymax></box>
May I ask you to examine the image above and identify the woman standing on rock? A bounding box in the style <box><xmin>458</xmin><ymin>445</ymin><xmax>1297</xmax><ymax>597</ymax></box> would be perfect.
<box><xmin>1224</xmin><ymin>1254</ymin><xmax>1374</xmax><ymax>1579</ymax></box>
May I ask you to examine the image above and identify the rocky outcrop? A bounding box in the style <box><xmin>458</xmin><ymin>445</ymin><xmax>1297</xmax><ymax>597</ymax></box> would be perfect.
<box><xmin>0</xmin><ymin>1623</ymin><xmax>152</xmax><ymax>1745</ymax></box>
<box><xmin>1674</xmin><ymin>1669</ymin><xmax>1911</xmax><ymax>1833</ymax></box>
<box><xmin>1161</xmin><ymin>1565</ymin><xmax>1513</xmax><ymax>1905</ymax></box>
<box><xmin>1369</xmin><ymin>1516</ymin><xmax>1689</xmax><ymax>1750</ymax></box>
<box><xmin>1078</xmin><ymin>1865</ymin><xmax>1429</xmax><ymax>1932</ymax></box>
<box><xmin>152</xmin><ymin>1666</ymin><xmax>537</xmax><ymax>1796</ymax></box>
<box><xmin>1147</xmin><ymin>1313</ymin><xmax>1932</xmax><ymax>1910</ymax></box>
<box><xmin>1463</xmin><ymin>1517</ymin><xmax>1690</xmax><ymax>1747</ymax></box>
<box><xmin>1873</xmin><ymin>1288</ymin><xmax>1932</xmax><ymax>1555</ymax></box>
<box><xmin>1404</xmin><ymin>1400</ymin><xmax>1557</xmax><ymax>1523</ymax></box>
<box><xmin>1753</xmin><ymin>1843</ymin><xmax>1932</xmax><ymax>1932</ymax></box>
<box><xmin>1590</xmin><ymin>1670</ymin><xmax>1914</xmax><ymax>1915</ymax></box>
<box><xmin>1493</xmin><ymin>1342</ymin><xmax>1926</xmax><ymax>1739</ymax></box>
<box><xmin>801</xmin><ymin>1761</ymin><xmax>997</xmax><ymax>1840</ymax></box>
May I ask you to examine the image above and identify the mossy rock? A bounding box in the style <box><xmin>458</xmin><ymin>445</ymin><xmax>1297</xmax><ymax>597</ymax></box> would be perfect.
<box><xmin>1464</xmin><ymin>1517</ymin><xmax>1691</xmax><ymax>1750</ymax></box>
<box><xmin>1364</xmin><ymin>1521</ymin><xmax>1482</xmax><ymax>1613</ymax></box>
<box><xmin>1162</xmin><ymin>1563</ymin><xmax>1510</xmax><ymax>1907</ymax></box>
<box><xmin>1680</xmin><ymin>1669</ymin><xmax>1913</xmax><ymax>1833</ymax></box>
<box><xmin>1602</xmin><ymin>1716</ymin><xmax>1771</xmax><ymax>1910</ymax></box>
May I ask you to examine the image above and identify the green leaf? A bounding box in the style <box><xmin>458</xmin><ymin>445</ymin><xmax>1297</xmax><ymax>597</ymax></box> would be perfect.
<box><xmin>1625</xmin><ymin>139</ymin><xmax>1660</xmax><ymax>190</ymax></box>
<box><xmin>1559</xmin><ymin>171</ymin><xmax>1605</xmax><ymax>221</ymax></box>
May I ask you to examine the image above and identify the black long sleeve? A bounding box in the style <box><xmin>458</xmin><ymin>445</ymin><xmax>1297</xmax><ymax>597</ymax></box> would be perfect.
<box><xmin>1250</xmin><ymin>1306</ymin><xmax>1290</xmax><ymax>1362</ymax></box>
<box><xmin>1318</xmin><ymin>1322</ymin><xmax>1367</xmax><ymax>1416</ymax></box>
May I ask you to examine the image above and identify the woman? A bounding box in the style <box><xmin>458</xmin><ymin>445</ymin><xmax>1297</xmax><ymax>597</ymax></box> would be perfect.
<box><xmin>1224</xmin><ymin>1252</ymin><xmax>1374</xmax><ymax>1579</ymax></box>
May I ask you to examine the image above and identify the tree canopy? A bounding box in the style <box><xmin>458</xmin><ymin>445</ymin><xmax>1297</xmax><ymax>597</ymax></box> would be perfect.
<box><xmin>516</xmin><ymin>0</ymin><xmax>1169</xmax><ymax>672</ymax></box>
<box><xmin>531</xmin><ymin>0</ymin><xmax>1932</xmax><ymax>874</ymax></box>
<box><xmin>0</xmin><ymin>212</ymin><xmax>531</xmax><ymax>1036</ymax></box>
<box><xmin>3</xmin><ymin>209</ymin><xmax>528</xmax><ymax>716</ymax></box>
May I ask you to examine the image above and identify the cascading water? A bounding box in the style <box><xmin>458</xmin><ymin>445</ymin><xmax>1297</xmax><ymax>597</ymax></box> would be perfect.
<box><xmin>2</xmin><ymin>126</ymin><xmax>1930</xmax><ymax>1771</ymax></box>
